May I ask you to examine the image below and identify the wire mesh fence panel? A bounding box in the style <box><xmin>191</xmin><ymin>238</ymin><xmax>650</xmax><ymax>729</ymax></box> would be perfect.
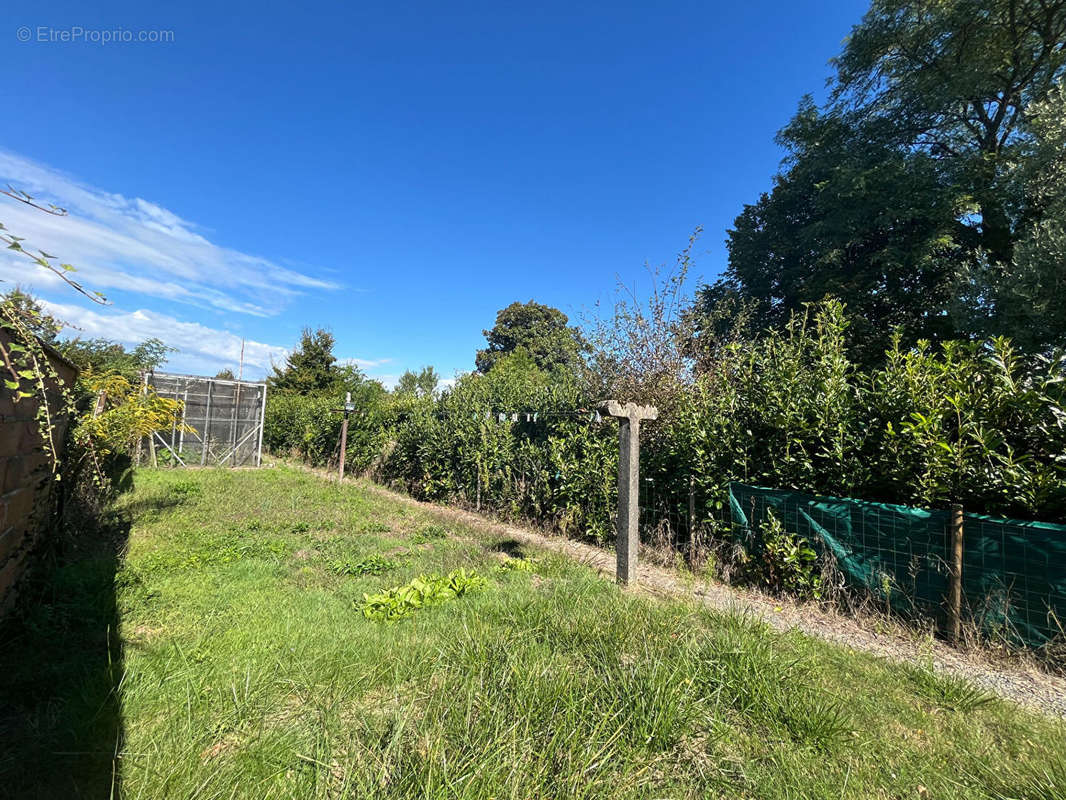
<box><xmin>148</xmin><ymin>372</ymin><xmax>267</xmax><ymax>467</ymax></box>
<box><xmin>963</xmin><ymin>513</ymin><xmax>1066</xmax><ymax>647</ymax></box>
<box><xmin>638</xmin><ymin>477</ymin><xmax>691</xmax><ymax>556</ymax></box>
<box><xmin>727</xmin><ymin>482</ymin><xmax>1066</xmax><ymax>648</ymax></box>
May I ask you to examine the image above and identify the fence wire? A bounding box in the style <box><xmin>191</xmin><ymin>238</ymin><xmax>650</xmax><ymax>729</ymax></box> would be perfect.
<box><xmin>728</xmin><ymin>483</ymin><xmax>1066</xmax><ymax>648</ymax></box>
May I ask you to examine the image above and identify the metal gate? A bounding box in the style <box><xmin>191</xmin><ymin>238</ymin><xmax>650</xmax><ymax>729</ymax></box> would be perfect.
<box><xmin>147</xmin><ymin>371</ymin><xmax>267</xmax><ymax>467</ymax></box>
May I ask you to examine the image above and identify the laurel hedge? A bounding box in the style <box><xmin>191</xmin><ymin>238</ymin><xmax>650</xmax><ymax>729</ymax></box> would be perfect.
<box><xmin>265</xmin><ymin>301</ymin><xmax>1066</xmax><ymax>542</ymax></box>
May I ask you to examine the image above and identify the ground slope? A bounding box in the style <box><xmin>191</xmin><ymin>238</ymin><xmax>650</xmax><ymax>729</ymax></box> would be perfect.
<box><xmin>1</xmin><ymin>465</ymin><xmax>1063</xmax><ymax>799</ymax></box>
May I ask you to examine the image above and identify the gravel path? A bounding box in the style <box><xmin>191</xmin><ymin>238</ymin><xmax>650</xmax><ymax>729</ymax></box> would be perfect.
<box><xmin>293</xmin><ymin>464</ymin><xmax>1066</xmax><ymax>719</ymax></box>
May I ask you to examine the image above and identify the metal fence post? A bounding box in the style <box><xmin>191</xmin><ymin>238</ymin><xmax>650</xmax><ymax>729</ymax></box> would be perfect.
<box><xmin>255</xmin><ymin>384</ymin><xmax>267</xmax><ymax>467</ymax></box>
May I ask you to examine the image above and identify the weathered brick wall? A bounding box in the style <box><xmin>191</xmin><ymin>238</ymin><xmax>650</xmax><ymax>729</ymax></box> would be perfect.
<box><xmin>0</xmin><ymin>329</ymin><xmax>78</xmax><ymax>614</ymax></box>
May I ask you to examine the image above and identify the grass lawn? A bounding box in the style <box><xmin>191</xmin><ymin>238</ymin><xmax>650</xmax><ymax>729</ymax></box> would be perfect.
<box><xmin>2</xmin><ymin>465</ymin><xmax>1065</xmax><ymax>799</ymax></box>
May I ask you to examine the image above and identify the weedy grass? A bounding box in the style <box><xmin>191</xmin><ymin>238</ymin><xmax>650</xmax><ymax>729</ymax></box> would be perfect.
<box><xmin>496</xmin><ymin>555</ymin><xmax>538</xmax><ymax>572</ymax></box>
<box><xmin>411</xmin><ymin>523</ymin><xmax>450</xmax><ymax>544</ymax></box>
<box><xmin>2</xmin><ymin>465</ymin><xmax>1064</xmax><ymax>799</ymax></box>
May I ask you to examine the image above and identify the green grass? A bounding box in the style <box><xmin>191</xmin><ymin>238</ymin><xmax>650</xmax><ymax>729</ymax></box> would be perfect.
<box><xmin>2</xmin><ymin>465</ymin><xmax>1065</xmax><ymax>798</ymax></box>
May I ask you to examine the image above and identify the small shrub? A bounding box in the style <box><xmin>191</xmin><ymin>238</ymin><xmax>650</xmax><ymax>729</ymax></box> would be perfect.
<box><xmin>741</xmin><ymin>509</ymin><xmax>822</xmax><ymax>599</ymax></box>
<box><xmin>359</xmin><ymin>568</ymin><xmax>486</xmax><ymax>621</ymax></box>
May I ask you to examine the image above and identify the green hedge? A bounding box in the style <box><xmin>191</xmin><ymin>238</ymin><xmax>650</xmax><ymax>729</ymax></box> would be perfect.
<box><xmin>264</xmin><ymin>381</ymin><xmax>393</xmax><ymax>476</ymax></box>
<box><xmin>265</xmin><ymin>301</ymin><xmax>1066</xmax><ymax>545</ymax></box>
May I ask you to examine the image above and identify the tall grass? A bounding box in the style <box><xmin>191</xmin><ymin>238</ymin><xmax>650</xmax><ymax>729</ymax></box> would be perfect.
<box><xmin>3</xmin><ymin>467</ymin><xmax>1063</xmax><ymax>798</ymax></box>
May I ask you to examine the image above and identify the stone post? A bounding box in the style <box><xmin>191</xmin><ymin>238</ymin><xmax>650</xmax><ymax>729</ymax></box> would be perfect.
<box><xmin>339</xmin><ymin>391</ymin><xmax>351</xmax><ymax>480</ymax></box>
<box><xmin>603</xmin><ymin>400</ymin><xmax>658</xmax><ymax>585</ymax></box>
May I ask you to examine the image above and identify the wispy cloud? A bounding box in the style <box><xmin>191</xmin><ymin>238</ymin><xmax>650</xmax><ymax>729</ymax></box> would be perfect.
<box><xmin>340</xmin><ymin>356</ymin><xmax>392</xmax><ymax>370</ymax></box>
<box><xmin>0</xmin><ymin>149</ymin><xmax>400</xmax><ymax>381</ymax></box>
<box><xmin>39</xmin><ymin>299</ymin><xmax>289</xmax><ymax>377</ymax></box>
<box><xmin>0</xmin><ymin>149</ymin><xmax>338</xmax><ymax>317</ymax></box>
<box><xmin>39</xmin><ymin>300</ymin><xmax>397</xmax><ymax>383</ymax></box>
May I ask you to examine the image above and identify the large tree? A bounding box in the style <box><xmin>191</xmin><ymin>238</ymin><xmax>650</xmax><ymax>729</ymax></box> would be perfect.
<box><xmin>475</xmin><ymin>301</ymin><xmax>587</xmax><ymax>376</ymax></box>
<box><xmin>701</xmin><ymin>0</ymin><xmax>1066</xmax><ymax>358</ymax></box>
<box><xmin>959</xmin><ymin>83</ymin><xmax>1066</xmax><ymax>349</ymax></box>
<box><xmin>268</xmin><ymin>328</ymin><xmax>339</xmax><ymax>395</ymax></box>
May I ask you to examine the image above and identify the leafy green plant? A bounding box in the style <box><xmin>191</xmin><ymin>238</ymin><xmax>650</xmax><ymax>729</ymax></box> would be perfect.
<box><xmin>359</xmin><ymin>520</ymin><xmax>391</xmax><ymax>534</ymax></box>
<box><xmin>331</xmin><ymin>554</ymin><xmax>402</xmax><ymax>576</ymax></box>
<box><xmin>359</xmin><ymin>568</ymin><xmax>486</xmax><ymax>621</ymax></box>
<box><xmin>740</xmin><ymin>509</ymin><xmax>822</xmax><ymax>599</ymax></box>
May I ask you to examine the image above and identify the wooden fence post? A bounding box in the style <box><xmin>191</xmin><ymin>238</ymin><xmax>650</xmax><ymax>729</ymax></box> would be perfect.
<box><xmin>948</xmin><ymin>503</ymin><xmax>964</xmax><ymax>644</ymax></box>
<box><xmin>603</xmin><ymin>400</ymin><xmax>658</xmax><ymax>585</ymax></box>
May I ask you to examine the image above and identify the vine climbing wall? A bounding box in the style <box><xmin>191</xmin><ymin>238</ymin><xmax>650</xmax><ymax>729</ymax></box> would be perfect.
<box><xmin>0</xmin><ymin>329</ymin><xmax>78</xmax><ymax>614</ymax></box>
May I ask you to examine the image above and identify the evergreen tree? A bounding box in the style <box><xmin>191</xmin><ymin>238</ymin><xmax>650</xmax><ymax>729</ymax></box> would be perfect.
<box><xmin>268</xmin><ymin>328</ymin><xmax>338</xmax><ymax>395</ymax></box>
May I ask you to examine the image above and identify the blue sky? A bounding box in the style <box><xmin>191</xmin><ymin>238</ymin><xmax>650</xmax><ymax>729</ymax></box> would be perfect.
<box><xmin>2</xmin><ymin>0</ymin><xmax>867</xmax><ymax>384</ymax></box>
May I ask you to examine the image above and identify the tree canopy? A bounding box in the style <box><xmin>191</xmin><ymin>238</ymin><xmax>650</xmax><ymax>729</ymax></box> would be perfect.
<box><xmin>476</xmin><ymin>301</ymin><xmax>587</xmax><ymax>376</ymax></box>
<box><xmin>0</xmin><ymin>288</ymin><xmax>62</xmax><ymax>345</ymax></box>
<box><xmin>700</xmin><ymin>0</ymin><xmax>1066</xmax><ymax>360</ymax></box>
<box><xmin>395</xmin><ymin>366</ymin><xmax>439</xmax><ymax>398</ymax></box>
<box><xmin>60</xmin><ymin>336</ymin><xmax>173</xmax><ymax>377</ymax></box>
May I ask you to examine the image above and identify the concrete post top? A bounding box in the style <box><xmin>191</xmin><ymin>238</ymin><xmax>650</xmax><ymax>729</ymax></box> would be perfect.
<box><xmin>601</xmin><ymin>400</ymin><xmax>658</xmax><ymax>421</ymax></box>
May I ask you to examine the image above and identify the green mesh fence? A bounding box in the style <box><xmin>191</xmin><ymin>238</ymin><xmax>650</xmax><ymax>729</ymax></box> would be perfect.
<box><xmin>728</xmin><ymin>483</ymin><xmax>1066</xmax><ymax>649</ymax></box>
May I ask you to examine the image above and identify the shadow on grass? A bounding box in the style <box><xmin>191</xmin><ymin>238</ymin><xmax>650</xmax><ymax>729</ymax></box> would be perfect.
<box><xmin>0</xmin><ymin>509</ymin><xmax>131</xmax><ymax>798</ymax></box>
<box><xmin>118</xmin><ymin>489</ymin><xmax>190</xmax><ymax>518</ymax></box>
<box><xmin>490</xmin><ymin>538</ymin><xmax>527</xmax><ymax>558</ymax></box>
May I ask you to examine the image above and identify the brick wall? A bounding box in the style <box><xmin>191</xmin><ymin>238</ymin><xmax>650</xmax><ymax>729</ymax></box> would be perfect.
<box><xmin>0</xmin><ymin>329</ymin><xmax>78</xmax><ymax>614</ymax></box>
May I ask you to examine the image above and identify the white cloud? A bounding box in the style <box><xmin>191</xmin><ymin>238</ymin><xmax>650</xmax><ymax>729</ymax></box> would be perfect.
<box><xmin>39</xmin><ymin>300</ymin><xmax>395</xmax><ymax>383</ymax></box>
<box><xmin>339</xmin><ymin>356</ymin><xmax>392</xmax><ymax>370</ymax></box>
<box><xmin>39</xmin><ymin>299</ymin><xmax>288</xmax><ymax>377</ymax></box>
<box><xmin>0</xmin><ymin>149</ymin><xmax>400</xmax><ymax>382</ymax></box>
<box><xmin>0</xmin><ymin>149</ymin><xmax>338</xmax><ymax>317</ymax></box>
